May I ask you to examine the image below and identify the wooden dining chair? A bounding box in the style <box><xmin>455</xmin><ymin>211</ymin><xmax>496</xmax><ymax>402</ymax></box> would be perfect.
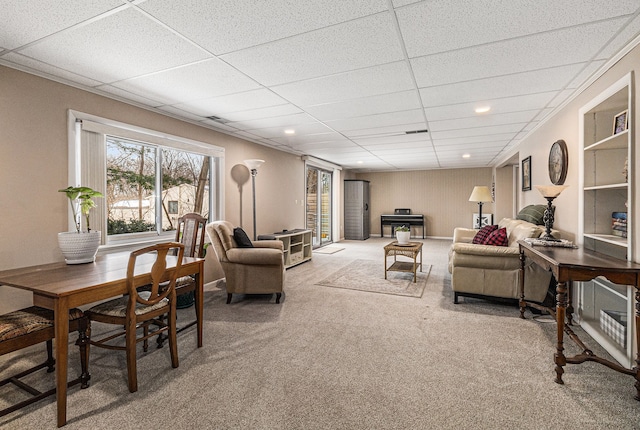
<box><xmin>174</xmin><ymin>212</ymin><xmax>207</xmax><ymax>310</ymax></box>
<box><xmin>0</xmin><ymin>306</ymin><xmax>90</xmax><ymax>417</ymax></box>
<box><xmin>85</xmin><ymin>242</ymin><xmax>184</xmax><ymax>393</ymax></box>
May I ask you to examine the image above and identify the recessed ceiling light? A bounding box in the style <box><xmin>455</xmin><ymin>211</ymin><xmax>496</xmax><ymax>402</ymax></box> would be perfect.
<box><xmin>284</xmin><ymin>129</ymin><xmax>295</xmax><ymax>135</ymax></box>
<box><xmin>462</xmin><ymin>154</ymin><xmax>471</xmax><ymax>158</ymax></box>
<box><xmin>475</xmin><ymin>106</ymin><xmax>491</xmax><ymax>114</ymax></box>
<box><xmin>357</xmin><ymin>161</ymin><xmax>364</xmax><ymax>164</ymax></box>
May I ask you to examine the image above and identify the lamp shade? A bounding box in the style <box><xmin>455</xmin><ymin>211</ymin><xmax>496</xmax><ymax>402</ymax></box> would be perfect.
<box><xmin>468</xmin><ymin>186</ymin><xmax>493</xmax><ymax>203</ymax></box>
<box><xmin>243</xmin><ymin>159</ymin><xmax>265</xmax><ymax>171</ymax></box>
<box><xmin>534</xmin><ymin>185</ymin><xmax>568</xmax><ymax>198</ymax></box>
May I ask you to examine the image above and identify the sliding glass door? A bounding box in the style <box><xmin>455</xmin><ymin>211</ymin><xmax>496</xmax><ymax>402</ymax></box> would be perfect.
<box><xmin>306</xmin><ymin>166</ymin><xmax>332</xmax><ymax>247</ymax></box>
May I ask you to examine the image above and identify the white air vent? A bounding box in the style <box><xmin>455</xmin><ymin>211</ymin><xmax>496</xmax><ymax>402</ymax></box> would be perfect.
<box><xmin>405</xmin><ymin>129</ymin><xmax>428</xmax><ymax>134</ymax></box>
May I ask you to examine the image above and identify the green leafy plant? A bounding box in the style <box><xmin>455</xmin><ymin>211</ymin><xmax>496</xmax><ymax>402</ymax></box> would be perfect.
<box><xmin>395</xmin><ymin>225</ymin><xmax>410</xmax><ymax>232</ymax></box>
<box><xmin>59</xmin><ymin>186</ymin><xmax>104</xmax><ymax>233</ymax></box>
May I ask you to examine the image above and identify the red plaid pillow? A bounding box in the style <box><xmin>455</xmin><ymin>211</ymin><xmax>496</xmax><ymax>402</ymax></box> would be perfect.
<box><xmin>482</xmin><ymin>227</ymin><xmax>508</xmax><ymax>246</ymax></box>
<box><xmin>472</xmin><ymin>224</ymin><xmax>498</xmax><ymax>244</ymax></box>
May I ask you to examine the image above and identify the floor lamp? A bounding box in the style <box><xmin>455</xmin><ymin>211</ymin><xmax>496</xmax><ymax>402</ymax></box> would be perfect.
<box><xmin>468</xmin><ymin>186</ymin><xmax>493</xmax><ymax>228</ymax></box>
<box><xmin>244</xmin><ymin>159</ymin><xmax>265</xmax><ymax>240</ymax></box>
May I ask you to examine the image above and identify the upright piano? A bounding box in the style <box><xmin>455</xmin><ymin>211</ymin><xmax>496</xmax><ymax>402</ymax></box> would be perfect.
<box><xmin>380</xmin><ymin>209</ymin><xmax>425</xmax><ymax>238</ymax></box>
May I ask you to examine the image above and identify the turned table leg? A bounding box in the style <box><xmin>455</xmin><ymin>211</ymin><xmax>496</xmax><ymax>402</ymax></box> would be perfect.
<box><xmin>554</xmin><ymin>280</ymin><xmax>568</xmax><ymax>384</ymax></box>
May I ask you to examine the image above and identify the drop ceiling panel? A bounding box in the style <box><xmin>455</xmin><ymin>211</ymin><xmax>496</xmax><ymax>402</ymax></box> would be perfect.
<box><xmin>0</xmin><ymin>0</ymin><xmax>125</xmax><ymax>50</ymax></box>
<box><xmin>325</xmin><ymin>109</ymin><xmax>425</xmax><ymax>132</ymax></box>
<box><xmin>270</xmin><ymin>133</ymin><xmax>350</xmax><ymax>146</ymax></box>
<box><xmin>343</xmin><ymin>122</ymin><xmax>427</xmax><ymax>138</ymax></box>
<box><xmin>139</xmin><ymin>0</ymin><xmax>388</xmax><ymax>55</ymax></box>
<box><xmin>229</xmin><ymin>113</ymin><xmax>320</xmax><ymax>131</ymax></box>
<box><xmin>221</xmin><ymin>13</ymin><xmax>404</xmax><ymax>86</ymax></box>
<box><xmin>271</xmin><ymin>61</ymin><xmax>414</xmax><ymax>106</ymax></box>
<box><xmin>243</xmin><ymin>122</ymin><xmax>336</xmax><ymax>139</ymax></box>
<box><xmin>411</xmin><ymin>19</ymin><xmax>626</xmax><ymax>88</ymax></box>
<box><xmin>430</xmin><ymin>124</ymin><xmax>525</xmax><ymax>140</ymax></box>
<box><xmin>173</xmin><ymin>89</ymin><xmax>289</xmax><ymax>117</ymax></box>
<box><xmin>432</xmin><ymin>134</ymin><xmax>516</xmax><ymax>146</ymax></box>
<box><xmin>352</xmin><ymin>132</ymin><xmax>430</xmax><ymax>146</ymax></box>
<box><xmin>398</xmin><ymin>0</ymin><xmax>638</xmax><ymax>58</ymax></box>
<box><xmin>419</xmin><ymin>64</ymin><xmax>586</xmax><ymax>107</ymax></box>
<box><xmin>111</xmin><ymin>59</ymin><xmax>262</xmax><ymax>105</ymax></box>
<box><xmin>221</xmin><ymin>104</ymin><xmax>303</xmax><ymax>122</ymax></box>
<box><xmin>2</xmin><ymin>52</ymin><xmax>103</xmax><ymax>87</ymax></box>
<box><xmin>18</xmin><ymin>8</ymin><xmax>209</xmax><ymax>84</ymax></box>
<box><xmin>423</xmin><ymin>92</ymin><xmax>558</xmax><ymax>121</ymax></box>
<box><xmin>428</xmin><ymin>111</ymin><xmax>538</xmax><ymax>132</ymax></box>
<box><xmin>304</xmin><ymin>90</ymin><xmax>421</xmax><ymax>121</ymax></box>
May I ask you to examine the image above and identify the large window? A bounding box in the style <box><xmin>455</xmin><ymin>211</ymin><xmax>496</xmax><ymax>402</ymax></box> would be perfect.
<box><xmin>68</xmin><ymin>110</ymin><xmax>224</xmax><ymax>248</ymax></box>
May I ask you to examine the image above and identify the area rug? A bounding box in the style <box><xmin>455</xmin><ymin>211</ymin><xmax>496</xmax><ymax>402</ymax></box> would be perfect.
<box><xmin>314</xmin><ymin>246</ymin><xmax>345</xmax><ymax>254</ymax></box>
<box><xmin>316</xmin><ymin>259</ymin><xmax>431</xmax><ymax>298</ymax></box>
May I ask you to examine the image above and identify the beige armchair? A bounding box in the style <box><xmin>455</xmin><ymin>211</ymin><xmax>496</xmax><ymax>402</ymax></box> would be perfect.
<box><xmin>206</xmin><ymin>221</ymin><xmax>285</xmax><ymax>304</ymax></box>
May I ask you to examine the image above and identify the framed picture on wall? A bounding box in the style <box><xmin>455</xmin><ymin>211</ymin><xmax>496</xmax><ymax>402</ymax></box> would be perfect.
<box><xmin>473</xmin><ymin>213</ymin><xmax>493</xmax><ymax>229</ymax></box>
<box><xmin>522</xmin><ymin>156</ymin><xmax>531</xmax><ymax>191</ymax></box>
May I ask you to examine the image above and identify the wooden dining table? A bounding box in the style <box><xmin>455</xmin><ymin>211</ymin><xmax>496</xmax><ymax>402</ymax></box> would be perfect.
<box><xmin>0</xmin><ymin>251</ymin><xmax>204</xmax><ymax>427</ymax></box>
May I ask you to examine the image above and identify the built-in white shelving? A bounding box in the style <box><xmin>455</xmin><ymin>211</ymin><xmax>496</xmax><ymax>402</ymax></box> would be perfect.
<box><xmin>577</xmin><ymin>72</ymin><xmax>636</xmax><ymax>368</ymax></box>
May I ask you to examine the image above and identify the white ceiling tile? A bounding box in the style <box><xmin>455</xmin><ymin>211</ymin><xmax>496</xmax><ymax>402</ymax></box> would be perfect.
<box><xmin>392</xmin><ymin>0</ymin><xmax>422</xmax><ymax>8</ymax></box>
<box><xmin>0</xmin><ymin>0</ymin><xmax>125</xmax><ymax>50</ymax></box>
<box><xmin>411</xmin><ymin>19</ymin><xmax>627</xmax><ymax>88</ymax></box>
<box><xmin>111</xmin><ymin>58</ymin><xmax>262</xmax><ymax>105</ymax></box>
<box><xmin>353</xmin><ymin>133</ymin><xmax>430</xmax><ymax>146</ymax></box>
<box><xmin>598</xmin><ymin>14</ymin><xmax>640</xmax><ymax>59</ymax></box>
<box><xmin>96</xmin><ymin>84</ymin><xmax>167</xmax><ymax>107</ymax></box>
<box><xmin>221</xmin><ymin>104</ymin><xmax>303</xmax><ymax>122</ymax></box>
<box><xmin>429</xmin><ymin>111</ymin><xmax>537</xmax><ymax>132</ymax></box>
<box><xmin>343</xmin><ymin>122</ymin><xmax>427</xmax><ymax>138</ymax></box>
<box><xmin>548</xmin><ymin>89</ymin><xmax>578</xmax><ymax>108</ymax></box>
<box><xmin>430</xmin><ymin>124</ymin><xmax>525</xmax><ymax>140</ymax></box>
<box><xmin>566</xmin><ymin>61</ymin><xmax>607</xmax><ymax>89</ymax></box>
<box><xmin>419</xmin><ymin>63</ymin><xmax>586</xmax><ymax>107</ymax></box>
<box><xmin>156</xmin><ymin>105</ymin><xmax>209</xmax><ymax>122</ymax></box>
<box><xmin>304</xmin><ymin>91</ymin><xmax>421</xmax><ymax>121</ymax></box>
<box><xmin>269</xmin><ymin>133</ymin><xmax>349</xmax><ymax>146</ymax></box>
<box><xmin>243</xmin><ymin>122</ymin><xmax>336</xmax><ymax>139</ymax></box>
<box><xmin>325</xmin><ymin>109</ymin><xmax>425</xmax><ymax>132</ymax></box>
<box><xmin>423</xmin><ymin>92</ymin><xmax>558</xmax><ymax>121</ymax></box>
<box><xmin>140</xmin><ymin>0</ymin><xmax>388</xmax><ymax>55</ymax></box>
<box><xmin>2</xmin><ymin>52</ymin><xmax>103</xmax><ymax>87</ymax></box>
<box><xmin>432</xmin><ymin>134</ymin><xmax>516</xmax><ymax>146</ymax></box>
<box><xmin>397</xmin><ymin>0</ymin><xmax>639</xmax><ymax>57</ymax></box>
<box><xmin>18</xmin><ymin>8</ymin><xmax>209</xmax><ymax>83</ymax></box>
<box><xmin>230</xmin><ymin>113</ymin><xmax>320</xmax><ymax>131</ymax></box>
<box><xmin>221</xmin><ymin>13</ymin><xmax>404</xmax><ymax>86</ymax></box>
<box><xmin>272</xmin><ymin>62</ymin><xmax>415</xmax><ymax>106</ymax></box>
<box><xmin>173</xmin><ymin>89</ymin><xmax>289</xmax><ymax>117</ymax></box>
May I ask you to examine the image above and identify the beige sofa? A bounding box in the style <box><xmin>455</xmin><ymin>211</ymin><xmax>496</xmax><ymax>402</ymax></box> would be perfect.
<box><xmin>448</xmin><ymin>218</ymin><xmax>555</xmax><ymax>304</ymax></box>
<box><xmin>206</xmin><ymin>221</ymin><xmax>285</xmax><ymax>304</ymax></box>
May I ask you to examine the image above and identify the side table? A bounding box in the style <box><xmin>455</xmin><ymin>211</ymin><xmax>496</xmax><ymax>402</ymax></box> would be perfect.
<box><xmin>384</xmin><ymin>241</ymin><xmax>423</xmax><ymax>283</ymax></box>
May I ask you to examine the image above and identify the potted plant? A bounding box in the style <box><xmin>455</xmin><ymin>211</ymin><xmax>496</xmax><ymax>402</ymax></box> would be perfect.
<box><xmin>395</xmin><ymin>225</ymin><xmax>411</xmax><ymax>245</ymax></box>
<box><xmin>57</xmin><ymin>186</ymin><xmax>104</xmax><ymax>264</ymax></box>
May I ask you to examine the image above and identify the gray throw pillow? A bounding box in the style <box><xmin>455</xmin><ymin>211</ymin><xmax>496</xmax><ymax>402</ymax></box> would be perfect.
<box><xmin>233</xmin><ymin>227</ymin><xmax>254</xmax><ymax>248</ymax></box>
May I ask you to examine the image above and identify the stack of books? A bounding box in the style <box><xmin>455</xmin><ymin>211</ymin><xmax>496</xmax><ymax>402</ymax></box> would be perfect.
<box><xmin>611</xmin><ymin>212</ymin><xmax>627</xmax><ymax>238</ymax></box>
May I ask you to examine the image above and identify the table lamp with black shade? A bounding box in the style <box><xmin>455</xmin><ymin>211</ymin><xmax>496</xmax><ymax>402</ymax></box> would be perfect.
<box><xmin>534</xmin><ymin>185</ymin><xmax>568</xmax><ymax>241</ymax></box>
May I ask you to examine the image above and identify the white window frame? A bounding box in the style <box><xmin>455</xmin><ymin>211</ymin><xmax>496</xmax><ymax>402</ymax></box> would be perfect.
<box><xmin>67</xmin><ymin>110</ymin><xmax>225</xmax><ymax>251</ymax></box>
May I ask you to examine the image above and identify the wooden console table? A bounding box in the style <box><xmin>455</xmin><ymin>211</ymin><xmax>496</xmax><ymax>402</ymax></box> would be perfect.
<box><xmin>517</xmin><ymin>240</ymin><xmax>640</xmax><ymax>400</ymax></box>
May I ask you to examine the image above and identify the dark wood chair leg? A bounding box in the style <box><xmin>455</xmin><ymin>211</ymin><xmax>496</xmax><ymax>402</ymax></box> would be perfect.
<box><xmin>454</xmin><ymin>292</ymin><xmax>459</xmax><ymax>304</ymax></box>
<box><xmin>226</xmin><ymin>293</ymin><xmax>232</xmax><ymax>304</ymax></box>
<box><xmin>45</xmin><ymin>339</ymin><xmax>55</xmax><ymax>373</ymax></box>
<box><xmin>276</xmin><ymin>293</ymin><xmax>281</xmax><ymax>304</ymax></box>
<box><xmin>76</xmin><ymin>317</ymin><xmax>91</xmax><ymax>389</ymax></box>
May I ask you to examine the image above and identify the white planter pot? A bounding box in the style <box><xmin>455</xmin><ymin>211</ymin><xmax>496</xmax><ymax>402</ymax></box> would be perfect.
<box><xmin>57</xmin><ymin>231</ymin><xmax>101</xmax><ymax>264</ymax></box>
<box><xmin>396</xmin><ymin>231</ymin><xmax>411</xmax><ymax>245</ymax></box>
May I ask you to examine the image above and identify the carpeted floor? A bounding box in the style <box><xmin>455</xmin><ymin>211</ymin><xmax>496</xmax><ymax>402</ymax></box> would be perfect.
<box><xmin>316</xmin><ymin>259</ymin><xmax>431</xmax><ymax>297</ymax></box>
<box><xmin>2</xmin><ymin>237</ymin><xmax>640</xmax><ymax>429</ymax></box>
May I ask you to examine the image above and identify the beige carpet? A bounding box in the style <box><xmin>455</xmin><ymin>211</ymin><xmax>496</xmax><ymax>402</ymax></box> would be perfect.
<box><xmin>3</xmin><ymin>238</ymin><xmax>640</xmax><ymax>429</ymax></box>
<box><xmin>316</xmin><ymin>259</ymin><xmax>431</xmax><ymax>298</ymax></box>
<box><xmin>313</xmin><ymin>246</ymin><xmax>345</xmax><ymax>254</ymax></box>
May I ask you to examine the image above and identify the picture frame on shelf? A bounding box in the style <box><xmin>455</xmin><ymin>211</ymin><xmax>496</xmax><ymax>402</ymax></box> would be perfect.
<box><xmin>522</xmin><ymin>156</ymin><xmax>531</xmax><ymax>191</ymax></box>
<box><xmin>473</xmin><ymin>213</ymin><xmax>493</xmax><ymax>229</ymax></box>
<box><xmin>613</xmin><ymin>109</ymin><xmax>628</xmax><ymax>134</ymax></box>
